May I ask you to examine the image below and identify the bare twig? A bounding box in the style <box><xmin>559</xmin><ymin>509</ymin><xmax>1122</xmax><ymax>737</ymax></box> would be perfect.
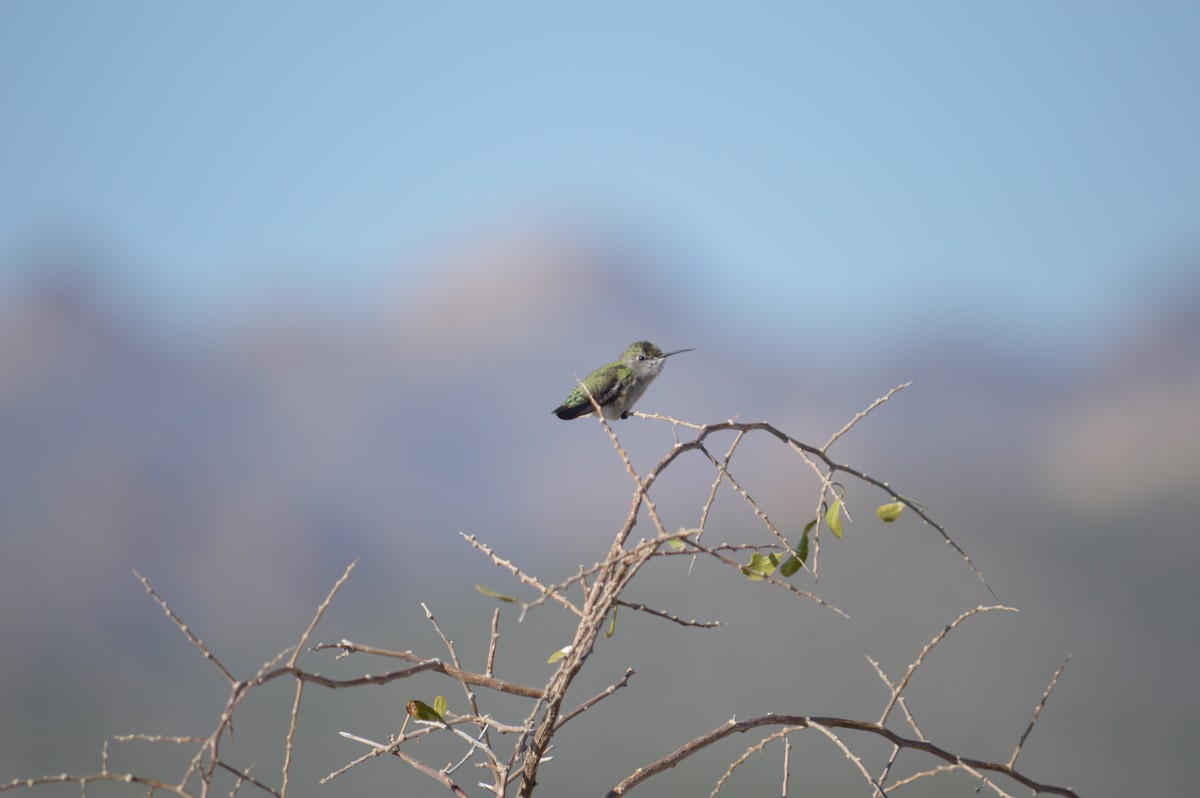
<box><xmin>460</xmin><ymin>533</ymin><xmax>583</xmax><ymax>618</ymax></box>
<box><xmin>214</xmin><ymin>762</ymin><xmax>280</xmax><ymax>798</ymax></box>
<box><xmin>111</xmin><ymin>733</ymin><xmax>204</xmax><ymax>744</ymax></box>
<box><xmin>823</xmin><ymin>382</ymin><xmax>913</xmax><ymax>451</ymax></box>
<box><xmin>280</xmin><ymin>680</ymin><xmax>303</xmax><ymax>798</ymax></box>
<box><xmin>693</xmin><ymin>429</ymin><xmax>747</xmax><ymax>557</ymax></box>
<box><xmin>280</xmin><ymin>563</ymin><xmax>361</xmax><ymax>797</ymax></box>
<box><xmin>708</xmin><ymin>727</ymin><xmax>800</xmax><ymax>798</ymax></box>
<box><xmin>486</xmin><ymin>608</ymin><xmax>501</xmax><ymax>677</ymax></box>
<box><xmin>782</xmin><ymin>734</ymin><xmax>791</xmax><ymax>798</ymax></box>
<box><xmin>695</xmin><ymin>443</ymin><xmax>801</xmax><ymax>562</ymax></box>
<box><xmin>309</xmin><ymin>640</ymin><xmax>545</xmax><ymax>698</ymax></box>
<box><xmin>1010</xmin><ymin>656</ymin><xmax>1070</xmax><ymax>767</ymax></box>
<box><xmin>880</xmin><ymin>605</ymin><xmax>1018</xmax><ymax>725</ymax></box>
<box><xmin>290</xmin><ymin>560</ymin><xmax>357</xmax><ymax>668</ymax></box>
<box><xmin>886</xmin><ymin>763</ymin><xmax>1016</xmax><ymax>796</ymax></box>
<box><xmin>423</xmin><ymin>602</ymin><xmax>493</xmax><ymax>771</ymax></box>
<box><xmin>133</xmin><ymin>569</ymin><xmax>236</xmax><ymax>685</ymax></box>
<box><xmin>337</xmin><ymin>731</ymin><xmax>472</xmax><ymax>797</ymax></box>
<box><xmin>555</xmin><ymin>668</ymin><xmax>635</xmax><ymax>729</ymax></box>
<box><xmin>867</xmin><ymin>655</ymin><xmax>924</xmax><ymax>793</ymax></box>
<box><xmin>0</xmin><ymin>773</ymin><xmax>190</xmax><ymax>796</ymax></box>
<box><xmin>321</xmin><ymin>728</ymin><xmax>434</xmax><ymax>783</ymax></box>
<box><xmin>615</xmin><ymin>599</ymin><xmax>722</xmax><ymax>628</ymax></box>
<box><xmin>808</xmin><ymin>720</ymin><xmax>888</xmax><ymax>795</ymax></box>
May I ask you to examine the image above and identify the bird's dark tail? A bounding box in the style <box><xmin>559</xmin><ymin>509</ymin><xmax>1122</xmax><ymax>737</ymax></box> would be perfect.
<box><xmin>552</xmin><ymin>403</ymin><xmax>593</xmax><ymax>420</ymax></box>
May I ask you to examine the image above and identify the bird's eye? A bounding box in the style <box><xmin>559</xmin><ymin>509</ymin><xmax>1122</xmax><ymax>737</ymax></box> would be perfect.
<box><xmin>637</xmin><ymin>355</ymin><xmax>645</xmax><ymax>361</ymax></box>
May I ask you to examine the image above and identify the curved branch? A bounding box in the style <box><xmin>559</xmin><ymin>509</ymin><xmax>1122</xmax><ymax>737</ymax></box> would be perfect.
<box><xmin>635</xmin><ymin>416</ymin><xmax>997</xmax><ymax>599</ymax></box>
<box><xmin>604</xmin><ymin>714</ymin><xmax>1079</xmax><ymax>798</ymax></box>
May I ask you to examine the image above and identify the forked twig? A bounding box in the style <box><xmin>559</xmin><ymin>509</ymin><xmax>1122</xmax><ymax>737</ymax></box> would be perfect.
<box><xmin>282</xmin><ymin>559</ymin><xmax>357</xmax><ymax>796</ymax></box>
<box><xmin>709</xmin><ymin>726</ymin><xmax>800</xmax><ymax>798</ymax></box>
<box><xmin>808</xmin><ymin>720</ymin><xmax>889</xmax><ymax>795</ymax></box>
<box><xmin>880</xmin><ymin>605</ymin><xmax>1018</xmax><ymax>725</ymax></box>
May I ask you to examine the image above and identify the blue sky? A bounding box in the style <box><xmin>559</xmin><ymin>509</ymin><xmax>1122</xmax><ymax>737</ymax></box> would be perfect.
<box><xmin>3</xmin><ymin>2</ymin><xmax>1199</xmax><ymax>353</ymax></box>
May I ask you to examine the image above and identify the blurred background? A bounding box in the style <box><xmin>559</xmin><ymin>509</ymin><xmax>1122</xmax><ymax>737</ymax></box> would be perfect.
<box><xmin>2</xmin><ymin>3</ymin><xmax>1198</xmax><ymax>796</ymax></box>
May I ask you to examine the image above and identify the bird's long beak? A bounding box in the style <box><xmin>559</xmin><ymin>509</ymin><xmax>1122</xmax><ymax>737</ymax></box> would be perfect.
<box><xmin>663</xmin><ymin>347</ymin><xmax>695</xmax><ymax>358</ymax></box>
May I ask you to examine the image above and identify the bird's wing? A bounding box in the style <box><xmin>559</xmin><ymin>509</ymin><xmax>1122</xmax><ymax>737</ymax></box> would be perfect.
<box><xmin>583</xmin><ymin>363</ymin><xmax>629</xmax><ymax>406</ymax></box>
<box><xmin>552</xmin><ymin>363</ymin><xmax>627</xmax><ymax>418</ymax></box>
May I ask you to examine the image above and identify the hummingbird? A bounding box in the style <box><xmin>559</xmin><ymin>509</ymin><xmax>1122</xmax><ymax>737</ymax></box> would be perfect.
<box><xmin>552</xmin><ymin>341</ymin><xmax>694</xmax><ymax>420</ymax></box>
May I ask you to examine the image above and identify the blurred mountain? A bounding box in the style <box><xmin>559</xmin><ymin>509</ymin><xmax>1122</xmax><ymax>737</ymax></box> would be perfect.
<box><xmin>1</xmin><ymin>232</ymin><xmax>1197</xmax><ymax>795</ymax></box>
<box><xmin>1037</xmin><ymin>276</ymin><xmax>1200</xmax><ymax>515</ymax></box>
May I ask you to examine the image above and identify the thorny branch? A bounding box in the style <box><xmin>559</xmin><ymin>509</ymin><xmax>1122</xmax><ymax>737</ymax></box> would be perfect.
<box><xmin>4</xmin><ymin>388</ymin><xmax>1079</xmax><ymax>798</ymax></box>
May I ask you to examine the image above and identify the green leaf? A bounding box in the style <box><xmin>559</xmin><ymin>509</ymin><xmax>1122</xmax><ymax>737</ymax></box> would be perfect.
<box><xmin>826</xmin><ymin>499</ymin><xmax>844</xmax><ymax>539</ymax></box>
<box><xmin>406</xmin><ymin>699</ymin><xmax>444</xmax><ymax>723</ymax></box>
<box><xmin>876</xmin><ymin>502</ymin><xmax>905</xmax><ymax>523</ymax></box>
<box><xmin>548</xmin><ymin>645</ymin><xmax>573</xmax><ymax>664</ymax></box>
<box><xmin>782</xmin><ymin>522</ymin><xmax>813</xmax><ymax>577</ymax></box>
<box><xmin>666</xmin><ymin>538</ymin><xmax>686</xmax><ymax>550</ymax></box>
<box><xmin>476</xmin><ymin>584</ymin><xmax>517</xmax><ymax>603</ymax></box>
<box><xmin>742</xmin><ymin>552</ymin><xmax>781</xmax><ymax>581</ymax></box>
<box><xmin>433</xmin><ymin>694</ymin><xmax>448</xmax><ymax>719</ymax></box>
<box><xmin>605</xmin><ymin>605</ymin><xmax>618</xmax><ymax>638</ymax></box>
